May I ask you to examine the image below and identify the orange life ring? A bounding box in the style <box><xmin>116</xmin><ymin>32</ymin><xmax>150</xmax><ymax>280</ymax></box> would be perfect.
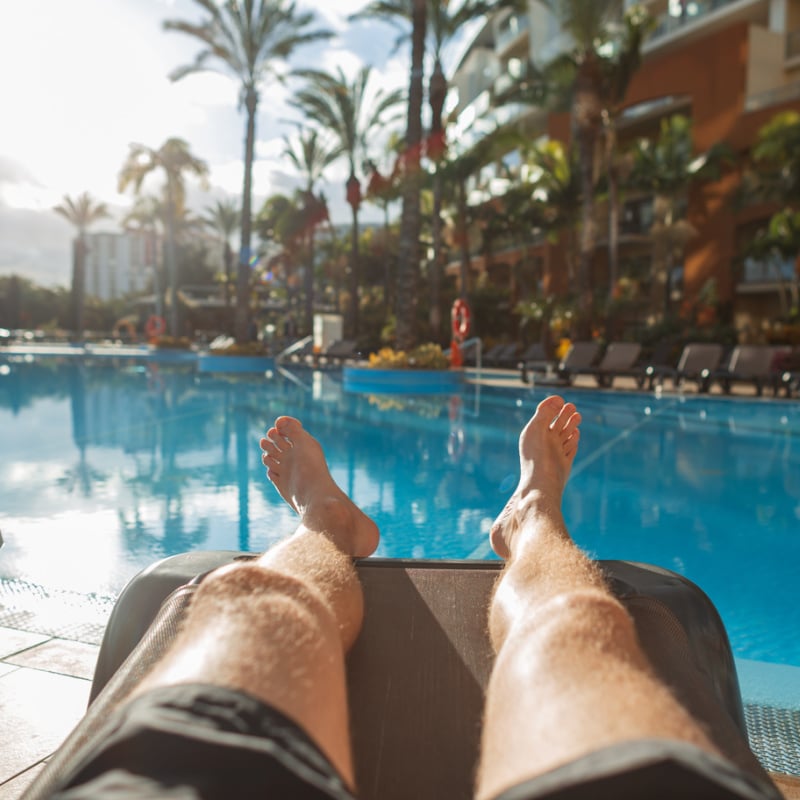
<box><xmin>451</xmin><ymin>299</ymin><xmax>471</xmax><ymax>340</ymax></box>
<box><xmin>145</xmin><ymin>315</ymin><xmax>166</xmax><ymax>338</ymax></box>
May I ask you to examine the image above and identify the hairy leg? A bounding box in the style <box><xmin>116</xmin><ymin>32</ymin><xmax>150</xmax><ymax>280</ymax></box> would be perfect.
<box><xmin>137</xmin><ymin>417</ymin><xmax>378</xmax><ymax>787</ymax></box>
<box><xmin>477</xmin><ymin>396</ymin><xmax>721</xmax><ymax>800</ymax></box>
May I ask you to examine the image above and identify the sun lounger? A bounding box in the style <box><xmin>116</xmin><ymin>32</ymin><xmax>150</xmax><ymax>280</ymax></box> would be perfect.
<box><xmin>645</xmin><ymin>342</ymin><xmax>725</xmax><ymax>392</ymax></box>
<box><xmin>709</xmin><ymin>345</ymin><xmax>788</xmax><ymax>396</ymax></box>
<box><xmin>520</xmin><ymin>341</ymin><xmax>601</xmax><ymax>385</ymax></box>
<box><xmin>484</xmin><ymin>342</ymin><xmax>521</xmax><ymax>368</ymax></box>
<box><xmin>315</xmin><ymin>339</ymin><xmax>361</xmax><ymax>366</ymax></box>
<box><xmin>580</xmin><ymin>342</ymin><xmax>643</xmax><ymax>388</ymax></box>
<box><xmin>24</xmin><ymin>554</ymin><xmax>748</xmax><ymax>800</ymax></box>
<box><xmin>515</xmin><ymin>342</ymin><xmax>552</xmax><ymax>372</ymax></box>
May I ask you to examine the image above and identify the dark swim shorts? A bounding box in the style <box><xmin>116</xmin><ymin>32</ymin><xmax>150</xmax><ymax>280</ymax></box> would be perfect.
<box><xmin>50</xmin><ymin>683</ymin><xmax>781</xmax><ymax>800</ymax></box>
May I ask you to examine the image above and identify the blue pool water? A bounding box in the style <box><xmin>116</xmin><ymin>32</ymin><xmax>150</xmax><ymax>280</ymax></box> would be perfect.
<box><xmin>1</xmin><ymin>360</ymin><xmax>799</xmax><ymax>681</ymax></box>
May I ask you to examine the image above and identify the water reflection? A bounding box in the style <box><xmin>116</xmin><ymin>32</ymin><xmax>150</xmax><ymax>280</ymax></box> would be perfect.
<box><xmin>1</xmin><ymin>362</ymin><xmax>799</xmax><ymax>666</ymax></box>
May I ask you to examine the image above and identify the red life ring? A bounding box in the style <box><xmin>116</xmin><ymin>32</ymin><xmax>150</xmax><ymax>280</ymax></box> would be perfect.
<box><xmin>451</xmin><ymin>299</ymin><xmax>471</xmax><ymax>340</ymax></box>
<box><xmin>145</xmin><ymin>315</ymin><xmax>166</xmax><ymax>338</ymax></box>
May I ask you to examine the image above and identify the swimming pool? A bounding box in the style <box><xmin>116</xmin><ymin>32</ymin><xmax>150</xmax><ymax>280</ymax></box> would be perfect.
<box><xmin>1</xmin><ymin>359</ymin><xmax>799</xmax><ymax>700</ymax></box>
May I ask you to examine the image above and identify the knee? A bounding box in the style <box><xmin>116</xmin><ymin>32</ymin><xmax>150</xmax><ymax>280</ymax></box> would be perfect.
<box><xmin>505</xmin><ymin>589</ymin><xmax>640</xmax><ymax>660</ymax></box>
<box><xmin>195</xmin><ymin>563</ymin><xmax>335</xmax><ymax>627</ymax></box>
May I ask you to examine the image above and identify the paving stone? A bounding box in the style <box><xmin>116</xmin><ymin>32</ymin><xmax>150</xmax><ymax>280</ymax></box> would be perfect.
<box><xmin>0</xmin><ymin>628</ymin><xmax>50</xmax><ymax>659</ymax></box>
<box><xmin>0</xmin><ymin>761</ymin><xmax>47</xmax><ymax>799</ymax></box>
<box><xmin>5</xmin><ymin>639</ymin><xmax>99</xmax><ymax>681</ymax></box>
<box><xmin>0</xmin><ymin>668</ymin><xmax>88</xmax><ymax>783</ymax></box>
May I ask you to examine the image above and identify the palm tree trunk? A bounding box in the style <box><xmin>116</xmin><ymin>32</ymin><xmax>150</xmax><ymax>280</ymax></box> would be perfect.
<box><xmin>606</xmin><ymin>122</ymin><xmax>620</xmax><ymax>307</ymax></box>
<box><xmin>457</xmin><ymin>180</ymin><xmax>471</xmax><ymax>299</ymax></box>
<box><xmin>236</xmin><ymin>88</ymin><xmax>257</xmax><ymax>343</ymax></box>
<box><xmin>70</xmin><ymin>237</ymin><xmax>87</xmax><ymax>341</ymax></box>
<box><xmin>428</xmin><ymin>58</ymin><xmax>448</xmax><ymax>342</ymax></box>
<box><xmin>165</xmin><ymin>199</ymin><xmax>179</xmax><ymax>338</ymax></box>
<box><xmin>349</xmin><ymin>196</ymin><xmax>361</xmax><ymax>337</ymax></box>
<box><xmin>304</xmin><ymin>227</ymin><xmax>315</xmax><ymax>334</ymax></box>
<box><xmin>574</xmin><ymin>60</ymin><xmax>603</xmax><ymax>338</ymax></box>
<box><xmin>395</xmin><ymin>0</ymin><xmax>426</xmax><ymax>351</ymax></box>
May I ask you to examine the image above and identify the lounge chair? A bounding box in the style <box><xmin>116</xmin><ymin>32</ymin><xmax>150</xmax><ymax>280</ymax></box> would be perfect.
<box><xmin>515</xmin><ymin>342</ymin><xmax>552</xmax><ymax>372</ymax></box>
<box><xmin>709</xmin><ymin>345</ymin><xmax>789</xmax><ymax>396</ymax></box>
<box><xmin>279</xmin><ymin>337</ymin><xmax>314</xmax><ymax>365</ymax></box>
<box><xmin>520</xmin><ymin>341</ymin><xmax>601</xmax><ymax>385</ymax></box>
<box><xmin>25</xmin><ymin>553</ymin><xmax>747</xmax><ymax>800</ymax></box>
<box><xmin>645</xmin><ymin>342</ymin><xmax>725</xmax><ymax>393</ymax></box>
<box><xmin>580</xmin><ymin>342</ymin><xmax>643</xmax><ymax>388</ymax></box>
<box><xmin>484</xmin><ymin>342</ymin><xmax>520</xmax><ymax>368</ymax></box>
<box><xmin>317</xmin><ymin>339</ymin><xmax>361</xmax><ymax>366</ymax></box>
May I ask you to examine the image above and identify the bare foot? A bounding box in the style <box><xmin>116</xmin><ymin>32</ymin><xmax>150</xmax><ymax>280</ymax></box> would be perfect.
<box><xmin>260</xmin><ymin>417</ymin><xmax>379</xmax><ymax>558</ymax></box>
<box><xmin>490</xmin><ymin>395</ymin><xmax>581</xmax><ymax>560</ymax></box>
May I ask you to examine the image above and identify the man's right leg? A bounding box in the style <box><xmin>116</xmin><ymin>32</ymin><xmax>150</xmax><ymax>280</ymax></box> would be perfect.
<box><xmin>476</xmin><ymin>396</ymin><xmax>776</xmax><ymax>800</ymax></box>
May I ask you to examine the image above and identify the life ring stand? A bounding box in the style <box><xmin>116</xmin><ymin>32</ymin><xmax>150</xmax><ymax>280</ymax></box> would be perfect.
<box><xmin>145</xmin><ymin>315</ymin><xmax>166</xmax><ymax>339</ymax></box>
<box><xmin>451</xmin><ymin>299</ymin><xmax>471</xmax><ymax>340</ymax></box>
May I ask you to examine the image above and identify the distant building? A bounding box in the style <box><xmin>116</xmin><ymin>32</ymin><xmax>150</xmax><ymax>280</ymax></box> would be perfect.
<box><xmin>85</xmin><ymin>231</ymin><xmax>156</xmax><ymax>301</ymax></box>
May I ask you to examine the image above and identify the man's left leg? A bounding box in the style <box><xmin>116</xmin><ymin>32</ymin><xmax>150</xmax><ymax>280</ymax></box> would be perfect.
<box><xmin>53</xmin><ymin>416</ymin><xmax>378</xmax><ymax>798</ymax></box>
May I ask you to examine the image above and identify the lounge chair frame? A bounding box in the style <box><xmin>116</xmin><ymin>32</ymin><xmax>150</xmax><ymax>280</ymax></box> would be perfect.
<box><xmin>25</xmin><ymin>554</ymin><xmax>747</xmax><ymax>800</ymax></box>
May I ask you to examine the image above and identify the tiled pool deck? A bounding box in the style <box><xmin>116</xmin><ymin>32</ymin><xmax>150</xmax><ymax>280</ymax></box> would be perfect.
<box><xmin>1</xmin><ymin>366</ymin><xmax>799</xmax><ymax>798</ymax></box>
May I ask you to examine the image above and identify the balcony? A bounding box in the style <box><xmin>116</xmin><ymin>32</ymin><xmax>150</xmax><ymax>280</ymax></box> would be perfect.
<box><xmin>495</xmin><ymin>12</ymin><xmax>529</xmax><ymax>55</ymax></box>
<box><xmin>738</xmin><ymin>255</ymin><xmax>797</xmax><ymax>291</ymax></box>
<box><xmin>647</xmin><ymin>0</ymin><xmax>765</xmax><ymax>46</ymax></box>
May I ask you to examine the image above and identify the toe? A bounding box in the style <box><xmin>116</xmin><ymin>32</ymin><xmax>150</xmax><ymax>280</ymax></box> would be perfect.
<box><xmin>275</xmin><ymin>416</ymin><xmax>302</xmax><ymax>440</ymax></box>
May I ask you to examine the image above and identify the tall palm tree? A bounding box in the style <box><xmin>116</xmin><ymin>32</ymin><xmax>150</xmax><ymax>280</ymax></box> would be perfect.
<box><xmin>352</xmin><ymin>0</ymin><xmax>512</xmax><ymax>341</ymax></box>
<box><xmin>597</xmin><ymin>4</ymin><xmax>654</xmax><ymax>303</ymax></box>
<box><xmin>540</xmin><ymin>0</ymin><xmax>624</xmax><ymax>333</ymax></box>
<box><xmin>203</xmin><ymin>198</ymin><xmax>241</xmax><ymax>322</ymax></box>
<box><xmin>119</xmin><ymin>138</ymin><xmax>208</xmax><ymax>337</ymax></box>
<box><xmin>53</xmin><ymin>192</ymin><xmax>109</xmax><ymax>340</ymax></box>
<box><xmin>284</xmin><ymin>127</ymin><xmax>338</xmax><ymax>332</ymax></box>
<box><xmin>393</xmin><ymin>0</ymin><xmax>426</xmax><ymax>351</ymax></box>
<box><xmin>163</xmin><ymin>0</ymin><xmax>331</xmax><ymax>343</ymax></box>
<box><xmin>291</xmin><ymin>66</ymin><xmax>403</xmax><ymax>337</ymax></box>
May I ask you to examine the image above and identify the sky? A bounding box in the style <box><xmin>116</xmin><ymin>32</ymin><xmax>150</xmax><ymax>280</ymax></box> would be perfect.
<box><xmin>0</xmin><ymin>0</ymin><xmax>469</xmax><ymax>289</ymax></box>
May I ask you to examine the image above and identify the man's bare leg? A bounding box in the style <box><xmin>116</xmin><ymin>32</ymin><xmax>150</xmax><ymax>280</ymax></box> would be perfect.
<box><xmin>136</xmin><ymin>416</ymin><xmax>378</xmax><ymax>788</ymax></box>
<box><xmin>477</xmin><ymin>395</ymin><xmax>722</xmax><ymax>800</ymax></box>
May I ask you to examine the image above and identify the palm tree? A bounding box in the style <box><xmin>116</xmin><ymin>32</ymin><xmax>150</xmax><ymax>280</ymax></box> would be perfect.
<box><xmin>118</xmin><ymin>138</ymin><xmax>208</xmax><ymax>337</ymax></box>
<box><xmin>53</xmin><ymin>192</ymin><xmax>109</xmax><ymax>340</ymax></box>
<box><xmin>540</xmin><ymin>0</ymin><xmax>625</xmax><ymax>333</ymax></box>
<box><xmin>291</xmin><ymin>66</ymin><xmax>404</xmax><ymax>337</ymax></box>
<box><xmin>628</xmin><ymin>114</ymin><xmax>731</xmax><ymax>317</ymax></box>
<box><xmin>352</xmin><ymin>0</ymin><xmax>513</xmax><ymax>341</ymax></box>
<box><xmin>740</xmin><ymin>110</ymin><xmax>800</xmax><ymax>314</ymax></box>
<box><xmin>284</xmin><ymin>127</ymin><xmax>338</xmax><ymax>332</ymax></box>
<box><xmin>203</xmin><ymin>198</ymin><xmax>241</xmax><ymax>322</ymax></box>
<box><xmin>163</xmin><ymin>0</ymin><xmax>332</xmax><ymax>343</ymax></box>
<box><xmin>394</xmin><ymin>0</ymin><xmax>426</xmax><ymax>351</ymax></box>
<box><xmin>596</xmin><ymin>4</ymin><xmax>654</xmax><ymax>302</ymax></box>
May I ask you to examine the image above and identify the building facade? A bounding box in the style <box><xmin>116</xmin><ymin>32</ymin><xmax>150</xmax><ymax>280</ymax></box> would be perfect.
<box><xmin>85</xmin><ymin>231</ymin><xmax>156</xmax><ymax>302</ymax></box>
<box><xmin>447</xmin><ymin>0</ymin><xmax>800</xmax><ymax>337</ymax></box>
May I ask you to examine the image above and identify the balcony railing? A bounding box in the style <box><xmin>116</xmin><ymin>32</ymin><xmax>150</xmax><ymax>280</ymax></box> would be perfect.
<box><xmin>649</xmin><ymin>0</ymin><xmax>742</xmax><ymax>43</ymax></box>
<box><xmin>495</xmin><ymin>13</ymin><xmax>529</xmax><ymax>53</ymax></box>
<box><xmin>741</xmin><ymin>256</ymin><xmax>796</xmax><ymax>283</ymax></box>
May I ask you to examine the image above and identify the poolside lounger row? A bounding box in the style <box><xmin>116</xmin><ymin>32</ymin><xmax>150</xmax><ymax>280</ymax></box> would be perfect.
<box><xmin>520</xmin><ymin>341</ymin><xmax>794</xmax><ymax>395</ymax></box>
